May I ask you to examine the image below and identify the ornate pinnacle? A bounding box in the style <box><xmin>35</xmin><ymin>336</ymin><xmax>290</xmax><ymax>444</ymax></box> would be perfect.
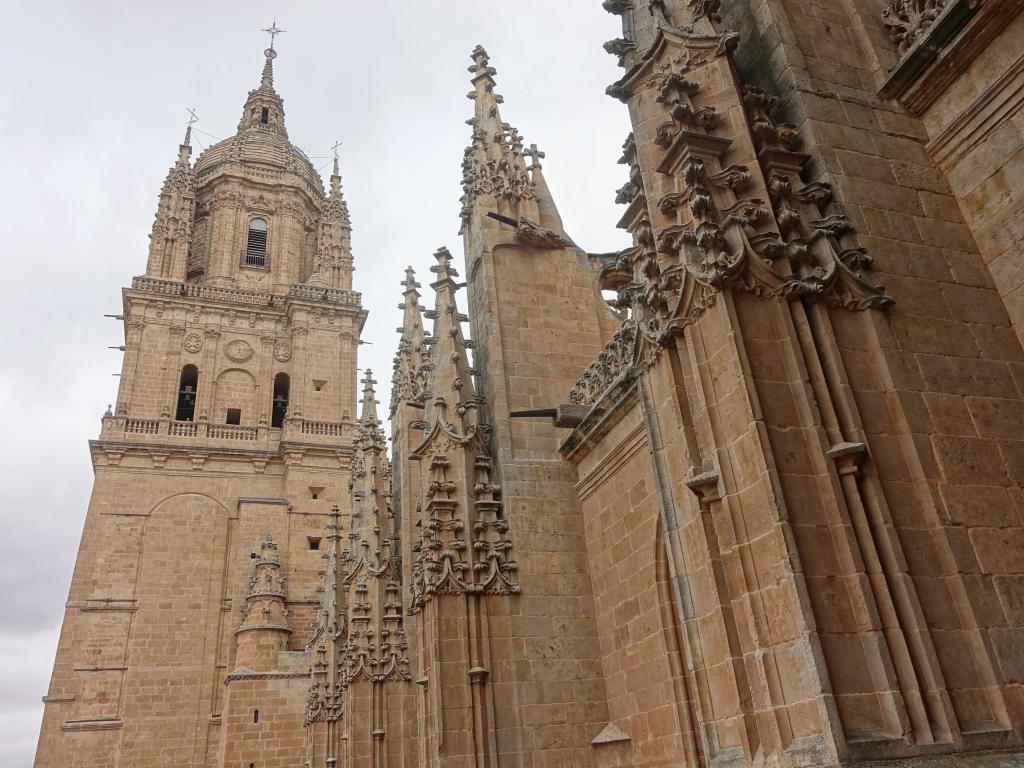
<box><xmin>360</xmin><ymin>369</ymin><xmax>380</xmax><ymax>427</ymax></box>
<box><xmin>402</xmin><ymin>265</ymin><xmax>420</xmax><ymax>293</ymax></box>
<box><xmin>468</xmin><ymin>45</ymin><xmax>495</xmax><ymax>81</ymax></box>
<box><xmin>430</xmin><ymin>246</ymin><xmax>459</xmax><ymax>286</ymax></box>
<box><xmin>260</xmin><ymin>52</ymin><xmax>275</xmax><ymax>89</ymax></box>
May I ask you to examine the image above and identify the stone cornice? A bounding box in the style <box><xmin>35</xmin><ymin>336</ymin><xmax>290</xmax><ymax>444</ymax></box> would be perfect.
<box><xmin>559</xmin><ymin>371</ymin><xmax>640</xmax><ymax>462</ymax></box>
<box><xmin>225</xmin><ymin>669</ymin><xmax>310</xmax><ymax>682</ymax></box>
<box><xmin>880</xmin><ymin>0</ymin><xmax>1024</xmax><ymax>113</ymax></box>
<box><xmin>927</xmin><ymin>49</ymin><xmax>1024</xmax><ymax>168</ymax></box>
<box><xmin>61</xmin><ymin>719</ymin><xmax>123</xmax><ymax>732</ymax></box>
<box><xmin>89</xmin><ymin>438</ymin><xmax>355</xmax><ymax>468</ymax></box>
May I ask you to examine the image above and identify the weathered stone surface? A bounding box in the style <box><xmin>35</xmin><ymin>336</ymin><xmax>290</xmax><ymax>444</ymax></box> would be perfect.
<box><xmin>36</xmin><ymin>1</ymin><xmax>1024</xmax><ymax>766</ymax></box>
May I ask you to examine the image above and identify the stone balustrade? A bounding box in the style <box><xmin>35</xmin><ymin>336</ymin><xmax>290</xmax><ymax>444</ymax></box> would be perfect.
<box><xmin>130</xmin><ymin>275</ymin><xmax>362</xmax><ymax>308</ymax></box>
<box><xmin>100</xmin><ymin>413</ymin><xmax>354</xmax><ymax>447</ymax></box>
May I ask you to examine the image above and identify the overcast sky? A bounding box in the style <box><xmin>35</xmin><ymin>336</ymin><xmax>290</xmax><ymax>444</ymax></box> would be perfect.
<box><xmin>0</xmin><ymin>2</ymin><xmax>630</xmax><ymax>765</ymax></box>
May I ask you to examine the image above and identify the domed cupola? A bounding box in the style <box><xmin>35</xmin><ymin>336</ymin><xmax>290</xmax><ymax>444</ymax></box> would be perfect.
<box><xmin>177</xmin><ymin>31</ymin><xmax>352</xmax><ymax>291</ymax></box>
<box><xmin>192</xmin><ymin>46</ymin><xmax>324</xmax><ymax>197</ymax></box>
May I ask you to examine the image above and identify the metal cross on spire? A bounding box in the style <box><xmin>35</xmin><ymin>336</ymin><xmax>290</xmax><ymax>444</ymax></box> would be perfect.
<box><xmin>261</xmin><ymin>20</ymin><xmax>286</xmax><ymax>56</ymax></box>
<box><xmin>182</xmin><ymin>107</ymin><xmax>199</xmax><ymax>145</ymax></box>
<box><xmin>331</xmin><ymin>140</ymin><xmax>342</xmax><ymax>160</ymax></box>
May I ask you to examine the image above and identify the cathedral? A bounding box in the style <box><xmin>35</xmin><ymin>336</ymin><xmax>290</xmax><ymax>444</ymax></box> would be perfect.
<box><xmin>34</xmin><ymin>1</ymin><xmax>1024</xmax><ymax>766</ymax></box>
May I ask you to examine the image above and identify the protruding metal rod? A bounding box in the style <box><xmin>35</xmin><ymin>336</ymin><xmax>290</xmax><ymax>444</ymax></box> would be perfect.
<box><xmin>509</xmin><ymin>409</ymin><xmax>557</xmax><ymax>419</ymax></box>
<box><xmin>486</xmin><ymin>211</ymin><xmax>518</xmax><ymax>227</ymax></box>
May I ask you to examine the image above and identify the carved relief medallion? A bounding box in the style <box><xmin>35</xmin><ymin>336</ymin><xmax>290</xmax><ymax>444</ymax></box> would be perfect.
<box><xmin>224</xmin><ymin>339</ymin><xmax>254</xmax><ymax>362</ymax></box>
<box><xmin>273</xmin><ymin>339</ymin><xmax>292</xmax><ymax>362</ymax></box>
<box><xmin>183</xmin><ymin>333</ymin><xmax>204</xmax><ymax>353</ymax></box>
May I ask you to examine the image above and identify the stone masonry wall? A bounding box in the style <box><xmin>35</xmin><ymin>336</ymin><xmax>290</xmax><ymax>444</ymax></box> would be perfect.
<box><xmin>918</xmin><ymin>9</ymin><xmax>1024</xmax><ymax>345</ymax></box>
<box><xmin>34</xmin><ymin>461</ymin><xmax>346</xmax><ymax>767</ymax></box>
<box><xmin>570</xmin><ymin>398</ymin><xmax>696</xmax><ymax>767</ymax></box>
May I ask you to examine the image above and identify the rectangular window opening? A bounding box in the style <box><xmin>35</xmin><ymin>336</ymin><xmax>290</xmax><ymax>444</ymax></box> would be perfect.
<box><xmin>310</xmin><ymin>486</ymin><xmax>323</xmax><ymax>500</ymax></box>
<box><xmin>313</xmin><ymin>379</ymin><xmax>326</xmax><ymax>392</ymax></box>
<box><xmin>308</xmin><ymin>537</ymin><xmax>321</xmax><ymax>551</ymax></box>
<box><xmin>226</xmin><ymin>408</ymin><xmax>241</xmax><ymax>425</ymax></box>
<box><xmin>260</xmin><ymin>107</ymin><xmax>268</xmax><ymax>124</ymax></box>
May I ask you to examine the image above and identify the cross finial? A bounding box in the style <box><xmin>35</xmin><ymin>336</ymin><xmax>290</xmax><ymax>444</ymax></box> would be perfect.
<box><xmin>525</xmin><ymin>143</ymin><xmax>545</xmax><ymax>169</ymax></box>
<box><xmin>329</xmin><ymin>140</ymin><xmax>343</xmax><ymax>187</ymax></box>
<box><xmin>183</xmin><ymin>107</ymin><xmax>199</xmax><ymax>145</ymax></box>
<box><xmin>262</xmin><ymin>20</ymin><xmax>285</xmax><ymax>54</ymax></box>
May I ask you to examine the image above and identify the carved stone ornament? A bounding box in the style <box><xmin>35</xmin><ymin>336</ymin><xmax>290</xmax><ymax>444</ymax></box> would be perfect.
<box><xmin>183</xmin><ymin>333</ymin><xmax>204</xmax><ymax>354</ymax></box>
<box><xmin>273</xmin><ymin>338</ymin><xmax>292</xmax><ymax>362</ymax></box>
<box><xmin>570</xmin><ymin>321</ymin><xmax>638</xmax><ymax>405</ymax></box>
<box><xmin>882</xmin><ymin>0</ymin><xmax>951</xmax><ymax>53</ymax></box>
<box><xmin>515</xmin><ymin>218</ymin><xmax>571</xmax><ymax>249</ymax></box>
<box><xmin>224</xmin><ymin>339</ymin><xmax>255</xmax><ymax>362</ymax></box>
<box><xmin>601</xmin><ymin>29</ymin><xmax>892</xmax><ymax>373</ymax></box>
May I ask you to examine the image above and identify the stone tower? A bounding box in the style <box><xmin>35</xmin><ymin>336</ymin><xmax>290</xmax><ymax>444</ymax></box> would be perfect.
<box><xmin>34</xmin><ymin>46</ymin><xmax>365</xmax><ymax>768</ymax></box>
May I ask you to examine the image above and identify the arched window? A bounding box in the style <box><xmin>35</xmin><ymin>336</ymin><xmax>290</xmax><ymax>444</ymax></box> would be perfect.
<box><xmin>175</xmin><ymin>365</ymin><xmax>199</xmax><ymax>421</ymax></box>
<box><xmin>271</xmin><ymin>373</ymin><xmax>290</xmax><ymax>428</ymax></box>
<box><xmin>245</xmin><ymin>217</ymin><xmax>268</xmax><ymax>267</ymax></box>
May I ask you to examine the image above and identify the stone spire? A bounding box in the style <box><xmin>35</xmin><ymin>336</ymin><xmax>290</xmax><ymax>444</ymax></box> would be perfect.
<box><xmin>304</xmin><ymin>506</ymin><xmax>345</xmax><ymax>727</ymax></box>
<box><xmin>309</xmin><ymin>150</ymin><xmax>354</xmax><ymax>289</ymax></box>
<box><xmin>390</xmin><ymin>266</ymin><xmax>430</xmax><ymax>417</ymax></box>
<box><xmin>178</xmin><ymin>123</ymin><xmax>193</xmax><ymax>167</ymax></box>
<box><xmin>460</xmin><ymin>45</ymin><xmax>535</xmax><ymax>229</ymax></box>
<box><xmin>459</xmin><ymin>46</ymin><xmax>572</xmax><ymax>248</ymax></box>
<box><xmin>408</xmin><ymin>247</ymin><xmax>519</xmax><ymax>607</ymax></box>
<box><xmin>238</xmin><ymin>49</ymin><xmax>288</xmax><ymax>138</ymax></box>
<box><xmin>144</xmin><ymin>119</ymin><xmax>197</xmax><ymax>279</ymax></box>
<box><xmin>341</xmin><ymin>370</ymin><xmax>409</xmax><ymax>686</ymax></box>
<box><xmin>523</xmin><ymin>141</ymin><xmax>568</xmax><ymax>235</ymax></box>
<box><xmin>237</xmin><ymin>535</ymin><xmax>291</xmax><ymax>636</ymax></box>
<box><xmin>358</xmin><ymin>369</ymin><xmax>381</xmax><ymax>437</ymax></box>
<box><xmin>235</xmin><ymin>535</ymin><xmax>291</xmax><ymax>671</ymax></box>
<box><xmin>261</xmin><ymin>52</ymin><xmax>274</xmax><ymax>88</ymax></box>
<box><xmin>421</xmin><ymin>247</ymin><xmax>479</xmax><ymax>434</ymax></box>
<box><xmin>347</xmin><ymin>370</ymin><xmax>391</xmax><ymax>566</ymax></box>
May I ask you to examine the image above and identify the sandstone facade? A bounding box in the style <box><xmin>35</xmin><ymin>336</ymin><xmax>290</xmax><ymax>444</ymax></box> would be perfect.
<box><xmin>35</xmin><ymin>1</ymin><xmax>1024</xmax><ymax>766</ymax></box>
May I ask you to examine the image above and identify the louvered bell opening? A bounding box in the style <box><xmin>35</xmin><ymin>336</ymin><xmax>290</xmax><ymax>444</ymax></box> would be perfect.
<box><xmin>246</xmin><ymin>218</ymin><xmax>268</xmax><ymax>266</ymax></box>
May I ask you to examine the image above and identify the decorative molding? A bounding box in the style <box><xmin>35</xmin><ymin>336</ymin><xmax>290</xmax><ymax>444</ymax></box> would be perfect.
<box><xmin>880</xmin><ymin>0</ymin><xmax>1024</xmax><ymax>113</ymax></box>
<box><xmin>183</xmin><ymin>332</ymin><xmax>203</xmax><ymax>353</ymax></box>
<box><xmin>570</xmin><ymin>321</ymin><xmax>637</xmax><ymax>405</ymax></box>
<box><xmin>927</xmin><ymin>50</ymin><xmax>1024</xmax><ymax>169</ymax></box>
<box><xmin>224</xmin><ymin>339</ymin><xmax>255</xmax><ymax>362</ymax></box>
<box><xmin>574</xmin><ymin>422</ymin><xmax>648</xmax><ymax>503</ymax></box>
<box><xmin>882</xmin><ymin>0</ymin><xmax>952</xmax><ymax>54</ymax></box>
<box><xmin>273</xmin><ymin>338</ymin><xmax>292</xmax><ymax>362</ymax></box>
<box><xmin>226</xmin><ymin>670</ymin><xmax>309</xmax><ymax>682</ymax></box>
<box><xmin>61</xmin><ymin>719</ymin><xmax>123</xmax><ymax>732</ymax></box>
